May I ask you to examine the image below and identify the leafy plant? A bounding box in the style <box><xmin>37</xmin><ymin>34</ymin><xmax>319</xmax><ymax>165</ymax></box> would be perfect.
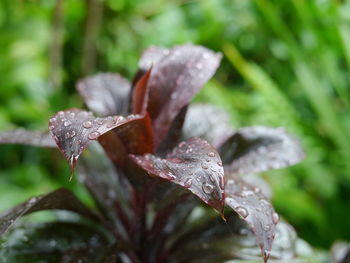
<box><xmin>0</xmin><ymin>44</ymin><xmax>305</xmax><ymax>263</ymax></box>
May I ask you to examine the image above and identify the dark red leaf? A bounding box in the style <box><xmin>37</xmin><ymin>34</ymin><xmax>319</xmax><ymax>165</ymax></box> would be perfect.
<box><xmin>76</xmin><ymin>73</ymin><xmax>131</xmax><ymax>117</ymax></box>
<box><xmin>132</xmin><ymin>67</ymin><xmax>152</xmax><ymax>115</ymax></box>
<box><xmin>0</xmin><ymin>129</ymin><xmax>56</xmax><ymax>148</ymax></box>
<box><xmin>0</xmin><ymin>188</ymin><xmax>97</xmax><ymax>236</ymax></box>
<box><xmin>225</xmin><ymin>173</ymin><xmax>280</xmax><ymax>262</ymax></box>
<box><xmin>182</xmin><ymin>104</ymin><xmax>234</xmax><ymax>148</ymax></box>
<box><xmin>219</xmin><ymin>126</ymin><xmax>305</xmax><ymax>175</ymax></box>
<box><xmin>141</xmin><ymin>44</ymin><xmax>222</xmax><ymax>147</ymax></box>
<box><xmin>130</xmin><ymin>137</ymin><xmax>225</xmax><ymax>214</ymax></box>
<box><xmin>49</xmin><ymin>109</ymin><xmax>153</xmax><ymax>171</ymax></box>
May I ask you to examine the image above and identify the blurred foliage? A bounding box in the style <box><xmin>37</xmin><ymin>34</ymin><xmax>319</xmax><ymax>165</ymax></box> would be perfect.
<box><xmin>1</xmin><ymin>0</ymin><xmax>350</xmax><ymax>250</ymax></box>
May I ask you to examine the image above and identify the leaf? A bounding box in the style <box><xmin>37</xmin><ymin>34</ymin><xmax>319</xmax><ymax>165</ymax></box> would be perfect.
<box><xmin>142</xmin><ymin>44</ymin><xmax>222</xmax><ymax>147</ymax></box>
<box><xmin>130</xmin><ymin>137</ymin><xmax>225</xmax><ymax>214</ymax></box>
<box><xmin>219</xmin><ymin>126</ymin><xmax>305</xmax><ymax>175</ymax></box>
<box><xmin>182</xmin><ymin>103</ymin><xmax>234</xmax><ymax>148</ymax></box>
<box><xmin>49</xmin><ymin>109</ymin><xmax>153</xmax><ymax>171</ymax></box>
<box><xmin>332</xmin><ymin>242</ymin><xmax>350</xmax><ymax>263</ymax></box>
<box><xmin>0</xmin><ymin>222</ymin><xmax>113</xmax><ymax>263</ymax></box>
<box><xmin>225</xmin><ymin>173</ymin><xmax>280</xmax><ymax>262</ymax></box>
<box><xmin>132</xmin><ymin>67</ymin><xmax>152</xmax><ymax>114</ymax></box>
<box><xmin>138</xmin><ymin>46</ymin><xmax>170</xmax><ymax>73</ymax></box>
<box><xmin>76</xmin><ymin>73</ymin><xmax>131</xmax><ymax>117</ymax></box>
<box><xmin>0</xmin><ymin>188</ymin><xmax>97</xmax><ymax>236</ymax></box>
<box><xmin>0</xmin><ymin>129</ymin><xmax>56</xmax><ymax>148</ymax></box>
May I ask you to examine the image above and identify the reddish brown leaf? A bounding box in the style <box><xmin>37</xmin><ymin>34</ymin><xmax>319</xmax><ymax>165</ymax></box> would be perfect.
<box><xmin>49</xmin><ymin>109</ymin><xmax>152</xmax><ymax>171</ymax></box>
<box><xmin>76</xmin><ymin>73</ymin><xmax>131</xmax><ymax>117</ymax></box>
<box><xmin>132</xmin><ymin>67</ymin><xmax>152</xmax><ymax>115</ymax></box>
<box><xmin>0</xmin><ymin>129</ymin><xmax>56</xmax><ymax>148</ymax></box>
<box><xmin>141</xmin><ymin>44</ymin><xmax>222</xmax><ymax>147</ymax></box>
<box><xmin>130</xmin><ymin>137</ymin><xmax>225</xmax><ymax>214</ymax></box>
<box><xmin>0</xmin><ymin>188</ymin><xmax>97</xmax><ymax>236</ymax></box>
<box><xmin>225</xmin><ymin>173</ymin><xmax>280</xmax><ymax>262</ymax></box>
<box><xmin>219</xmin><ymin>126</ymin><xmax>305</xmax><ymax>175</ymax></box>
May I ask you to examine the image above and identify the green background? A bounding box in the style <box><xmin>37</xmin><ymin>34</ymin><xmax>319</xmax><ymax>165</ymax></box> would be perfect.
<box><xmin>1</xmin><ymin>0</ymin><xmax>350</xmax><ymax>250</ymax></box>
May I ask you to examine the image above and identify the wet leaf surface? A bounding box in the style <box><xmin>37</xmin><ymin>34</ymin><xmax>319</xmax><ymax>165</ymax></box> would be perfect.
<box><xmin>219</xmin><ymin>126</ymin><xmax>305</xmax><ymax>175</ymax></box>
<box><xmin>143</xmin><ymin>44</ymin><xmax>222</xmax><ymax>147</ymax></box>
<box><xmin>77</xmin><ymin>73</ymin><xmax>131</xmax><ymax>117</ymax></box>
<box><xmin>0</xmin><ymin>188</ymin><xmax>97</xmax><ymax>236</ymax></box>
<box><xmin>49</xmin><ymin>109</ymin><xmax>152</xmax><ymax>170</ymax></box>
<box><xmin>225</xmin><ymin>173</ymin><xmax>279</xmax><ymax>262</ymax></box>
<box><xmin>0</xmin><ymin>222</ymin><xmax>112</xmax><ymax>263</ymax></box>
<box><xmin>182</xmin><ymin>104</ymin><xmax>234</xmax><ymax>148</ymax></box>
<box><xmin>130</xmin><ymin>137</ymin><xmax>225</xmax><ymax>214</ymax></box>
<box><xmin>0</xmin><ymin>129</ymin><xmax>56</xmax><ymax>148</ymax></box>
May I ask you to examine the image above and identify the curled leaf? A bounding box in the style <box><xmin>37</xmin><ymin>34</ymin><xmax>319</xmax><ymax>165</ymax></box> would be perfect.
<box><xmin>143</xmin><ymin>44</ymin><xmax>222</xmax><ymax>147</ymax></box>
<box><xmin>132</xmin><ymin>67</ymin><xmax>152</xmax><ymax>115</ymax></box>
<box><xmin>0</xmin><ymin>129</ymin><xmax>56</xmax><ymax>148</ymax></box>
<box><xmin>76</xmin><ymin>73</ymin><xmax>131</xmax><ymax>116</ymax></box>
<box><xmin>130</xmin><ymin>137</ymin><xmax>225</xmax><ymax>214</ymax></box>
<box><xmin>0</xmin><ymin>188</ymin><xmax>97</xmax><ymax>236</ymax></box>
<box><xmin>225</xmin><ymin>173</ymin><xmax>279</xmax><ymax>262</ymax></box>
<box><xmin>49</xmin><ymin>109</ymin><xmax>152</xmax><ymax>171</ymax></box>
<box><xmin>219</xmin><ymin>126</ymin><xmax>305</xmax><ymax>175</ymax></box>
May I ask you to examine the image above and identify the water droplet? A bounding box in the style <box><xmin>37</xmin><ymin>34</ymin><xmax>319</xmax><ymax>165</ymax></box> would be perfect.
<box><xmin>167</xmin><ymin>171</ymin><xmax>176</xmax><ymax>180</ymax></box>
<box><xmin>88</xmin><ymin>131</ymin><xmax>100</xmax><ymax>140</ymax></box>
<box><xmin>184</xmin><ymin>178</ymin><xmax>192</xmax><ymax>188</ymax></box>
<box><xmin>202</xmin><ymin>182</ymin><xmax>214</xmax><ymax>194</ymax></box>
<box><xmin>201</xmin><ymin>163</ymin><xmax>209</xmax><ymax>169</ymax></box>
<box><xmin>253</xmin><ymin>187</ymin><xmax>261</xmax><ymax>193</ymax></box>
<box><xmin>217</xmin><ymin>161</ymin><xmax>223</xmax><ymax>167</ymax></box>
<box><xmin>236</xmin><ymin>206</ymin><xmax>248</xmax><ymax>218</ymax></box>
<box><xmin>272</xmin><ymin>212</ymin><xmax>280</xmax><ymax>224</ymax></box>
<box><xmin>207</xmin><ymin>152</ymin><xmax>215</xmax><ymax>157</ymax></box>
<box><xmin>263</xmin><ymin>224</ymin><xmax>271</xmax><ymax>231</ymax></box>
<box><xmin>64</xmin><ymin>120</ymin><xmax>72</xmax><ymax>127</ymax></box>
<box><xmin>209</xmin><ymin>174</ymin><xmax>215</xmax><ymax>183</ymax></box>
<box><xmin>83</xmin><ymin>120</ymin><xmax>93</xmax><ymax>129</ymax></box>
<box><xmin>49</xmin><ymin>125</ymin><xmax>54</xmax><ymax>130</ymax></box>
<box><xmin>65</xmin><ymin>130</ymin><xmax>76</xmax><ymax>139</ymax></box>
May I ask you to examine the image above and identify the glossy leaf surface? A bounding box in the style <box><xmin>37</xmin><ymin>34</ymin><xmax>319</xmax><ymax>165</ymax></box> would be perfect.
<box><xmin>0</xmin><ymin>222</ymin><xmax>112</xmax><ymax>263</ymax></box>
<box><xmin>130</xmin><ymin>137</ymin><xmax>225</xmax><ymax>214</ymax></box>
<box><xmin>219</xmin><ymin>126</ymin><xmax>305</xmax><ymax>175</ymax></box>
<box><xmin>49</xmin><ymin>109</ymin><xmax>152</xmax><ymax>170</ymax></box>
<box><xmin>182</xmin><ymin>104</ymin><xmax>234</xmax><ymax>148</ymax></box>
<box><xmin>0</xmin><ymin>188</ymin><xmax>96</xmax><ymax>236</ymax></box>
<box><xmin>77</xmin><ymin>73</ymin><xmax>131</xmax><ymax>117</ymax></box>
<box><xmin>0</xmin><ymin>129</ymin><xmax>56</xmax><ymax>148</ymax></box>
<box><xmin>225</xmin><ymin>173</ymin><xmax>279</xmax><ymax>262</ymax></box>
<box><xmin>143</xmin><ymin>44</ymin><xmax>222</xmax><ymax>147</ymax></box>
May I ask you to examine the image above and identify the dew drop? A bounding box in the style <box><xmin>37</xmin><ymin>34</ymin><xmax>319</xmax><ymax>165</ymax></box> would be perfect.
<box><xmin>253</xmin><ymin>187</ymin><xmax>261</xmax><ymax>193</ymax></box>
<box><xmin>202</xmin><ymin>182</ymin><xmax>214</xmax><ymax>194</ymax></box>
<box><xmin>207</xmin><ymin>152</ymin><xmax>215</xmax><ymax>157</ymax></box>
<box><xmin>83</xmin><ymin>120</ymin><xmax>93</xmax><ymax>129</ymax></box>
<box><xmin>236</xmin><ymin>206</ymin><xmax>248</xmax><ymax>218</ymax></box>
<box><xmin>88</xmin><ymin>131</ymin><xmax>100</xmax><ymax>140</ymax></box>
<box><xmin>184</xmin><ymin>178</ymin><xmax>192</xmax><ymax>188</ymax></box>
<box><xmin>272</xmin><ymin>212</ymin><xmax>280</xmax><ymax>224</ymax></box>
<box><xmin>65</xmin><ymin>130</ymin><xmax>76</xmax><ymax>139</ymax></box>
<box><xmin>217</xmin><ymin>161</ymin><xmax>223</xmax><ymax>167</ymax></box>
<box><xmin>209</xmin><ymin>174</ymin><xmax>215</xmax><ymax>183</ymax></box>
<box><xmin>64</xmin><ymin>120</ymin><xmax>72</xmax><ymax>127</ymax></box>
<box><xmin>49</xmin><ymin>125</ymin><xmax>54</xmax><ymax>130</ymax></box>
<box><xmin>263</xmin><ymin>224</ymin><xmax>271</xmax><ymax>231</ymax></box>
<box><xmin>201</xmin><ymin>163</ymin><xmax>209</xmax><ymax>169</ymax></box>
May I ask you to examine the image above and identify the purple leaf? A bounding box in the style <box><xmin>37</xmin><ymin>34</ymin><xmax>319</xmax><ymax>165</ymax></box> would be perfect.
<box><xmin>0</xmin><ymin>188</ymin><xmax>97</xmax><ymax>236</ymax></box>
<box><xmin>138</xmin><ymin>46</ymin><xmax>170</xmax><ymax>72</ymax></box>
<box><xmin>0</xmin><ymin>129</ymin><xmax>56</xmax><ymax>148</ymax></box>
<box><xmin>76</xmin><ymin>73</ymin><xmax>131</xmax><ymax>117</ymax></box>
<box><xmin>219</xmin><ymin>126</ymin><xmax>305</xmax><ymax>175</ymax></box>
<box><xmin>182</xmin><ymin>104</ymin><xmax>234</xmax><ymax>148</ymax></box>
<box><xmin>49</xmin><ymin>109</ymin><xmax>152</xmax><ymax>171</ymax></box>
<box><xmin>225</xmin><ymin>173</ymin><xmax>280</xmax><ymax>262</ymax></box>
<box><xmin>142</xmin><ymin>44</ymin><xmax>222</xmax><ymax>147</ymax></box>
<box><xmin>130</xmin><ymin>137</ymin><xmax>225</xmax><ymax>214</ymax></box>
